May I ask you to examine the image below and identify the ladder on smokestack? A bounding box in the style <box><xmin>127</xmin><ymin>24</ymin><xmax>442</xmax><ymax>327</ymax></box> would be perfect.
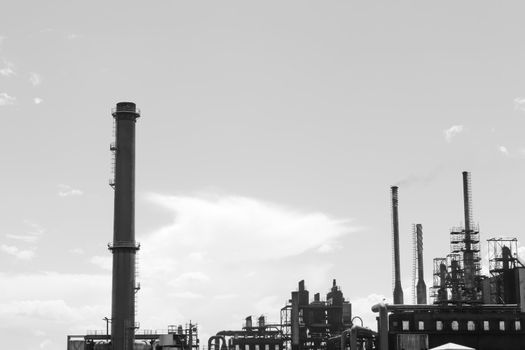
<box><xmin>135</xmin><ymin>253</ymin><xmax>141</xmax><ymax>321</ymax></box>
<box><xmin>109</xmin><ymin>119</ymin><xmax>116</xmax><ymax>189</ymax></box>
<box><xmin>412</xmin><ymin>224</ymin><xmax>417</xmax><ymax>304</ymax></box>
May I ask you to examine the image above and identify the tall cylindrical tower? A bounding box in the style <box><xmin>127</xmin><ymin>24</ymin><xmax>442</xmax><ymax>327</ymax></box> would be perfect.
<box><xmin>415</xmin><ymin>224</ymin><xmax>427</xmax><ymax>304</ymax></box>
<box><xmin>462</xmin><ymin>171</ymin><xmax>475</xmax><ymax>293</ymax></box>
<box><xmin>391</xmin><ymin>186</ymin><xmax>404</xmax><ymax>304</ymax></box>
<box><xmin>109</xmin><ymin>102</ymin><xmax>141</xmax><ymax>350</ymax></box>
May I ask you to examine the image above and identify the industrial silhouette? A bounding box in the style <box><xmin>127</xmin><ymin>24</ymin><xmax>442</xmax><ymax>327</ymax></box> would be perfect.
<box><xmin>67</xmin><ymin>103</ymin><xmax>525</xmax><ymax>350</ymax></box>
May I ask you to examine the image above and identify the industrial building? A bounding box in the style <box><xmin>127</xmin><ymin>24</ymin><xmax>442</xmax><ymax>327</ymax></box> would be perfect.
<box><xmin>372</xmin><ymin>172</ymin><xmax>525</xmax><ymax>350</ymax></box>
<box><xmin>68</xmin><ymin>103</ymin><xmax>525</xmax><ymax>350</ymax></box>
<box><xmin>208</xmin><ymin>280</ymin><xmax>376</xmax><ymax>350</ymax></box>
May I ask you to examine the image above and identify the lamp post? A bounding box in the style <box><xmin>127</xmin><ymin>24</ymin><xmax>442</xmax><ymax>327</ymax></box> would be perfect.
<box><xmin>103</xmin><ymin>317</ymin><xmax>111</xmax><ymax>338</ymax></box>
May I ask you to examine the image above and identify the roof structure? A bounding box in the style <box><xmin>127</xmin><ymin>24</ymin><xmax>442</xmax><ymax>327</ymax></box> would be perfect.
<box><xmin>430</xmin><ymin>343</ymin><xmax>475</xmax><ymax>350</ymax></box>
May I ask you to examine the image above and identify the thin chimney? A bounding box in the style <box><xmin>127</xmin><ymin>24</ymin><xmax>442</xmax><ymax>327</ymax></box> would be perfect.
<box><xmin>416</xmin><ymin>224</ymin><xmax>427</xmax><ymax>304</ymax></box>
<box><xmin>391</xmin><ymin>186</ymin><xmax>404</xmax><ymax>304</ymax></box>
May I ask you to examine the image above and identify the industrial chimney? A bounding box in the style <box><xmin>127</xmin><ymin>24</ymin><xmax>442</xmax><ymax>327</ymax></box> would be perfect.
<box><xmin>462</xmin><ymin>171</ymin><xmax>476</xmax><ymax>297</ymax></box>
<box><xmin>391</xmin><ymin>186</ymin><xmax>404</xmax><ymax>304</ymax></box>
<box><xmin>415</xmin><ymin>224</ymin><xmax>427</xmax><ymax>304</ymax></box>
<box><xmin>109</xmin><ymin>102</ymin><xmax>141</xmax><ymax>350</ymax></box>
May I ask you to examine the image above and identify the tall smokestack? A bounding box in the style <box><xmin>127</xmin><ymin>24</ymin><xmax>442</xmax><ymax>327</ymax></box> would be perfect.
<box><xmin>415</xmin><ymin>224</ymin><xmax>427</xmax><ymax>304</ymax></box>
<box><xmin>109</xmin><ymin>102</ymin><xmax>141</xmax><ymax>350</ymax></box>
<box><xmin>462</xmin><ymin>171</ymin><xmax>475</xmax><ymax>293</ymax></box>
<box><xmin>391</xmin><ymin>186</ymin><xmax>404</xmax><ymax>304</ymax></box>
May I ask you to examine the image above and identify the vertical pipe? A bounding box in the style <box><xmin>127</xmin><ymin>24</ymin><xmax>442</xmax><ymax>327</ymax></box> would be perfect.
<box><xmin>110</xmin><ymin>102</ymin><xmax>141</xmax><ymax>350</ymax></box>
<box><xmin>415</xmin><ymin>224</ymin><xmax>427</xmax><ymax>304</ymax></box>
<box><xmin>391</xmin><ymin>186</ymin><xmax>404</xmax><ymax>304</ymax></box>
<box><xmin>371</xmin><ymin>303</ymin><xmax>389</xmax><ymax>350</ymax></box>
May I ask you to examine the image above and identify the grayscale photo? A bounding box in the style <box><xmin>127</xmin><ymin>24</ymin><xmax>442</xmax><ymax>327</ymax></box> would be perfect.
<box><xmin>1</xmin><ymin>2</ymin><xmax>525</xmax><ymax>350</ymax></box>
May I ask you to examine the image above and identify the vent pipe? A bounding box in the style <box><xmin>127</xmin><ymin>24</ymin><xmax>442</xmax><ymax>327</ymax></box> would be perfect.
<box><xmin>415</xmin><ymin>224</ymin><xmax>427</xmax><ymax>304</ymax></box>
<box><xmin>109</xmin><ymin>102</ymin><xmax>141</xmax><ymax>350</ymax></box>
<box><xmin>391</xmin><ymin>186</ymin><xmax>404</xmax><ymax>304</ymax></box>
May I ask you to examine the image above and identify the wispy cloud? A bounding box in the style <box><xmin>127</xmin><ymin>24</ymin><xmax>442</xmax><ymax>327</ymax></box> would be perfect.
<box><xmin>0</xmin><ymin>92</ymin><xmax>16</xmax><ymax>106</ymax></box>
<box><xmin>67</xmin><ymin>34</ymin><xmax>80</xmax><ymax>40</ymax></box>
<box><xmin>58</xmin><ymin>184</ymin><xmax>84</xmax><ymax>197</ymax></box>
<box><xmin>443</xmin><ymin>125</ymin><xmax>464</xmax><ymax>143</ymax></box>
<box><xmin>5</xmin><ymin>221</ymin><xmax>46</xmax><ymax>246</ymax></box>
<box><xmin>68</xmin><ymin>248</ymin><xmax>84</xmax><ymax>255</ymax></box>
<box><xmin>34</xmin><ymin>97</ymin><xmax>43</xmax><ymax>105</ymax></box>
<box><xmin>5</xmin><ymin>234</ymin><xmax>39</xmax><ymax>244</ymax></box>
<box><xmin>0</xmin><ymin>60</ymin><xmax>15</xmax><ymax>76</ymax></box>
<box><xmin>514</xmin><ymin>97</ymin><xmax>525</xmax><ymax>112</ymax></box>
<box><xmin>145</xmin><ymin>193</ymin><xmax>353</xmax><ymax>263</ymax></box>
<box><xmin>29</xmin><ymin>72</ymin><xmax>41</xmax><ymax>86</ymax></box>
<box><xmin>170</xmin><ymin>271</ymin><xmax>211</xmax><ymax>285</ymax></box>
<box><xmin>0</xmin><ymin>244</ymin><xmax>35</xmax><ymax>260</ymax></box>
<box><xmin>498</xmin><ymin>145</ymin><xmax>510</xmax><ymax>156</ymax></box>
<box><xmin>0</xmin><ymin>272</ymin><xmax>110</xmax><ymax>349</ymax></box>
<box><xmin>25</xmin><ymin>221</ymin><xmax>45</xmax><ymax>237</ymax></box>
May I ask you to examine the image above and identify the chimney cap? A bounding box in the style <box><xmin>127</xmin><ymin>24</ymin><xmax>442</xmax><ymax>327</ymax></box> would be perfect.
<box><xmin>112</xmin><ymin>102</ymin><xmax>141</xmax><ymax>118</ymax></box>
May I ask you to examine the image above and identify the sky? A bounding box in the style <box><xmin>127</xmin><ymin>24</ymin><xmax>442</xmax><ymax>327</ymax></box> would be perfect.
<box><xmin>2</xmin><ymin>1</ymin><xmax>525</xmax><ymax>349</ymax></box>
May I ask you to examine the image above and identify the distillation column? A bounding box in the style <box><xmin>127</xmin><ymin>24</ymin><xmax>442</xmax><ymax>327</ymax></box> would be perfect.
<box><xmin>109</xmin><ymin>102</ymin><xmax>141</xmax><ymax>350</ymax></box>
<box><xmin>415</xmin><ymin>224</ymin><xmax>427</xmax><ymax>304</ymax></box>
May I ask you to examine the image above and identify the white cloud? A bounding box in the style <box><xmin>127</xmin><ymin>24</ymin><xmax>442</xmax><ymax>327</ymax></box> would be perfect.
<box><xmin>0</xmin><ymin>244</ymin><xmax>35</xmax><ymax>260</ymax></box>
<box><xmin>58</xmin><ymin>184</ymin><xmax>84</xmax><ymax>197</ymax></box>
<box><xmin>498</xmin><ymin>145</ymin><xmax>510</xmax><ymax>156</ymax></box>
<box><xmin>67</xmin><ymin>33</ymin><xmax>80</xmax><ymax>40</ymax></box>
<box><xmin>0</xmin><ymin>60</ymin><xmax>15</xmax><ymax>76</ymax></box>
<box><xmin>0</xmin><ymin>299</ymin><xmax>107</xmax><ymax>324</ymax></box>
<box><xmin>39</xmin><ymin>339</ymin><xmax>54</xmax><ymax>349</ymax></box>
<box><xmin>171</xmin><ymin>271</ymin><xmax>211</xmax><ymax>285</ymax></box>
<box><xmin>144</xmin><ymin>193</ymin><xmax>352</xmax><ymax>263</ymax></box>
<box><xmin>443</xmin><ymin>125</ymin><xmax>464</xmax><ymax>142</ymax></box>
<box><xmin>0</xmin><ymin>92</ymin><xmax>16</xmax><ymax>106</ymax></box>
<box><xmin>126</xmin><ymin>193</ymin><xmax>355</xmax><ymax>337</ymax></box>
<box><xmin>5</xmin><ymin>234</ymin><xmax>39</xmax><ymax>243</ymax></box>
<box><xmin>34</xmin><ymin>97</ymin><xmax>43</xmax><ymax>104</ymax></box>
<box><xmin>514</xmin><ymin>97</ymin><xmax>525</xmax><ymax>112</ymax></box>
<box><xmin>350</xmin><ymin>293</ymin><xmax>387</xmax><ymax>331</ymax></box>
<box><xmin>0</xmin><ymin>272</ymin><xmax>111</xmax><ymax>349</ymax></box>
<box><xmin>30</xmin><ymin>72</ymin><xmax>42</xmax><ymax>86</ymax></box>
<box><xmin>90</xmin><ymin>256</ymin><xmax>111</xmax><ymax>271</ymax></box>
<box><xmin>318</xmin><ymin>243</ymin><xmax>337</xmax><ymax>253</ymax></box>
<box><xmin>5</xmin><ymin>221</ymin><xmax>45</xmax><ymax>245</ymax></box>
<box><xmin>518</xmin><ymin>246</ymin><xmax>525</xmax><ymax>263</ymax></box>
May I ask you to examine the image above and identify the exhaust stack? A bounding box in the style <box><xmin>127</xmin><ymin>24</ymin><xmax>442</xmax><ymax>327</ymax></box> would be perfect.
<box><xmin>109</xmin><ymin>102</ymin><xmax>141</xmax><ymax>350</ymax></box>
<box><xmin>391</xmin><ymin>186</ymin><xmax>404</xmax><ymax>304</ymax></box>
<box><xmin>415</xmin><ymin>224</ymin><xmax>427</xmax><ymax>304</ymax></box>
<box><xmin>462</xmin><ymin>171</ymin><xmax>475</xmax><ymax>293</ymax></box>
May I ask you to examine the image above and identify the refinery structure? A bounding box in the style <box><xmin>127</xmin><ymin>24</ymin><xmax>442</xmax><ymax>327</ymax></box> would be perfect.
<box><xmin>68</xmin><ymin>102</ymin><xmax>525</xmax><ymax>350</ymax></box>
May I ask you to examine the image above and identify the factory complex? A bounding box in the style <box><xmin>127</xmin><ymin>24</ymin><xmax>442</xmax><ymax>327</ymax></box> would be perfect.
<box><xmin>67</xmin><ymin>103</ymin><xmax>525</xmax><ymax>350</ymax></box>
